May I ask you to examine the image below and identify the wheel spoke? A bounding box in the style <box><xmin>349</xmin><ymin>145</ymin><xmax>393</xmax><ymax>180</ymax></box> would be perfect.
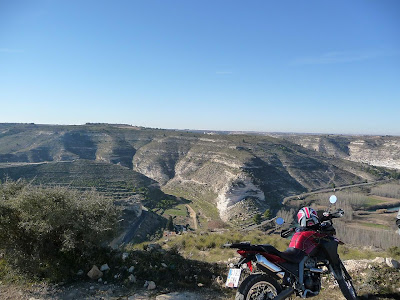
<box><xmin>247</xmin><ymin>281</ymin><xmax>277</xmax><ymax>300</ymax></box>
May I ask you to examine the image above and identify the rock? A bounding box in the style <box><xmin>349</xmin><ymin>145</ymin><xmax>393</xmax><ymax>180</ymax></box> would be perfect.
<box><xmin>87</xmin><ymin>265</ymin><xmax>103</xmax><ymax>280</ymax></box>
<box><xmin>76</xmin><ymin>269</ymin><xmax>84</xmax><ymax>276</ymax></box>
<box><xmin>100</xmin><ymin>264</ymin><xmax>110</xmax><ymax>272</ymax></box>
<box><xmin>372</xmin><ymin>257</ymin><xmax>385</xmax><ymax>264</ymax></box>
<box><xmin>128</xmin><ymin>266</ymin><xmax>135</xmax><ymax>273</ymax></box>
<box><xmin>144</xmin><ymin>280</ymin><xmax>156</xmax><ymax>290</ymax></box>
<box><xmin>89</xmin><ymin>286</ymin><xmax>95</xmax><ymax>290</ymax></box>
<box><xmin>129</xmin><ymin>274</ymin><xmax>137</xmax><ymax>283</ymax></box>
<box><xmin>161</xmin><ymin>263</ymin><xmax>168</xmax><ymax>268</ymax></box>
<box><xmin>215</xmin><ymin>275</ymin><xmax>224</xmax><ymax>286</ymax></box>
<box><xmin>385</xmin><ymin>257</ymin><xmax>400</xmax><ymax>269</ymax></box>
<box><xmin>122</xmin><ymin>252</ymin><xmax>129</xmax><ymax>261</ymax></box>
<box><xmin>98</xmin><ymin>278</ymin><xmax>103</xmax><ymax>283</ymax></box>
<box><xmin>342</xmin><ymin>259</ymin><xmax>370</xmax><ymax>272</ymax></box>
<box><xmin>197</xmin><ymin>283</ymin><xmax>204</xmax><ymax>287</ymax></box>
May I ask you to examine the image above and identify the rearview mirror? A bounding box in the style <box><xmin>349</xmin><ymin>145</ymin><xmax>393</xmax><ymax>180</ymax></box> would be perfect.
<box><xmin>275</xmin><ymin>217</ymin><xmax>285</xmax><ymax>225</ymax></box>
<box><xmin>329</xmin><ymin>195</ymin><xmax>337</xmax><ymax>204</ymax></box>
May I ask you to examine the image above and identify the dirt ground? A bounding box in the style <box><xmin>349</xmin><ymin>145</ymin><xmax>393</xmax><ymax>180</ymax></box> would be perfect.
<box><xmin>0</xmin><ymin>281</ymin><xmax>234</xmax><ymax>300</ymax></box>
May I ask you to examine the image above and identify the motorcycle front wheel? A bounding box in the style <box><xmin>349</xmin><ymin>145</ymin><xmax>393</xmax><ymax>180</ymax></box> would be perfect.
<box><xmin>235</xmin><ymin>273</ymin><xmax>282</xmax><ymax>300</ymax></box>
<box><xmin>332</xmin><ymin>261</ymin><xmax>358</xmax><ymax>300</ymax></box>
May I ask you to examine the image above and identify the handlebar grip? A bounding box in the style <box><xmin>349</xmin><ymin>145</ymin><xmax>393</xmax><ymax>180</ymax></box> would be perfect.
<box><xmin>280</xmin><ymin>228</ymin><xmax>294</xmax><ymax>238</ymax></box>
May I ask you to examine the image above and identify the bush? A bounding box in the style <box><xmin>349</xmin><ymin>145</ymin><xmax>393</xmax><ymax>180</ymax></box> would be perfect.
<box><xmin>0</xmin><ymin>181</ymin><xmax>119</xmax><ymax>281</ymax></box>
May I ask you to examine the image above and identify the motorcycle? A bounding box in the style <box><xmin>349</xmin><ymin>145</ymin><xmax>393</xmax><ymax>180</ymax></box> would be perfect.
<box><xmin>224</xmin><ymin>195</ymin><xmax>358</xmax><ymax>300</ymax></box>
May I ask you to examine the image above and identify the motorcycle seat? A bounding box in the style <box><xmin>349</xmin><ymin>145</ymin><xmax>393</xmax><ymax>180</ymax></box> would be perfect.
<box><xmin>260</xmin><ymin>245</ymin><xmax>305</xmax><ymax>264</ymax></box>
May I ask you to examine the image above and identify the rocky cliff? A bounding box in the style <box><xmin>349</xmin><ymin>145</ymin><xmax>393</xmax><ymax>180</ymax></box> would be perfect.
<box><xmin>0</xmin><ymin>124</ymin><xmax>396</xmax><ymax>223</ymax></box>
<box><xmin>270</xmin><ymin>134</ymin><xmax>400</xmax><ymax>170</ymax></box>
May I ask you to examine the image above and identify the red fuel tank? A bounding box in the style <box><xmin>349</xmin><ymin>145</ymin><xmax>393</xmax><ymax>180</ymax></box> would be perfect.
<box><xmin>289</xmin><ymin>231</ymin><xmax>325</xmax><ymax>254</ymax></box>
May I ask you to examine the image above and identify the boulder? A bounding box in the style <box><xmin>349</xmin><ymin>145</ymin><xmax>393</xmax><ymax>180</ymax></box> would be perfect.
<box><xmin>87</xmin><ymin>265</ymin><xmax>103</xmax><ymax>280</ymax></box>
<box><xmin>385</xmin><ymin>257</ymin><xmax>400</xmax><ymax>269</ymax></box>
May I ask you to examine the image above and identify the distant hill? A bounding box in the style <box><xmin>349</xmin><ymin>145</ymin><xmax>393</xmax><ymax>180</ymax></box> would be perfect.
<box><xmin>268</xmin><ymin>133</ymin><xmax>400</xmax><ymax>171</ymax></box>
<box><xmin>0</xmin><ymin>123</ymin><xmax>398</xmax><ymax>223</ymax></box>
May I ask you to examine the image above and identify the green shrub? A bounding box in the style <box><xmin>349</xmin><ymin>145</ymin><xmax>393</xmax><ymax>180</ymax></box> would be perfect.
<box><xmin>0</xmin><ymin>181</ymin><xmax>119</xmax><ymax>281</ymax></box>
<box><xmin>387</xmin><ymin>246</ymin><xmax>400</xmax><ymax>258</ymax></box>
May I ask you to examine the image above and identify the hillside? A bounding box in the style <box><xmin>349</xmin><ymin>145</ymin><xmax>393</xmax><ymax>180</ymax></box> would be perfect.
<box><xmin>269</xmin><ymin>133</ymin><xmax>400</xmax><ymax>171</ymax></box>
<box><xmin>0</xmin><ymin>123</ymin><xmax>397</xmax><ymax>224</ymax></box>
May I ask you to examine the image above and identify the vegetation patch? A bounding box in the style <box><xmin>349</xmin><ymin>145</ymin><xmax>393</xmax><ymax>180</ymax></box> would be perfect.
<box><xmin>359</xmin><ymin>222</ymin><xmax>390</xmax><ymax>230</ymax></box>
<box><xmin>0</xmin><ymin>180</ymin><xmax>119</xmax><ymax>282</ymax></box>
<box><xmin>133</xmin><ymin>230</ymin><xmax>290</xmax><ymax>263</ymax></box>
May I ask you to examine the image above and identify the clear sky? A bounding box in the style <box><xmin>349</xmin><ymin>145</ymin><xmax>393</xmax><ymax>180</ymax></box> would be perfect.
<box><xmin>1</xmin><ymin>0</ymin><xmax>399</xmax><ymax>135</ymax></box>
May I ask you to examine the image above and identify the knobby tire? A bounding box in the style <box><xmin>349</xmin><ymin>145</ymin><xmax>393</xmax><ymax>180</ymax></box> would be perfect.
<box><xmin>333</xmin><ymin>261</ymin><xmax>358</xmax><ymax>300</ymax></box>
<box><xmin>235</xmin><ymin>273</ymin><xmax>282</xmax><ymax>300</ymax></box>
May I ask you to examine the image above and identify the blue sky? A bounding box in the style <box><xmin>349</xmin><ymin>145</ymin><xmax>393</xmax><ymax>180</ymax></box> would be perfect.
<box><xmin>1</xmin><ymin>0</ymin><xmax>399</xmax><ymax>135</ymax></box>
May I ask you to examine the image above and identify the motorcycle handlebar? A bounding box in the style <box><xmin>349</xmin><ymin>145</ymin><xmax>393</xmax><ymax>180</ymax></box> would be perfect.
<box><xmin>321</xmin><ymin>209</ymin><xmax>344</xmax><ymax>221</ymax></box>
<box><xmin>280</xmin><ymin>227</ymin><xmax>295</xmax><ymax>238</ymax></box>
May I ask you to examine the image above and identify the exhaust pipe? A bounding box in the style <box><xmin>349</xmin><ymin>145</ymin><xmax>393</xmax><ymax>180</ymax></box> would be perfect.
<box><xmin>255</xmin><ymin>254</ymin><xmax>285</xmax><ymax>279</ymax></box>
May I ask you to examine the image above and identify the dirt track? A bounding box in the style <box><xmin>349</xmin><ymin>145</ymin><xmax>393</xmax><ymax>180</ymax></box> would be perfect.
<box><xmin>185</xmin><ymin>204</ymin><xmax>198</xmax><ymax>230</ymax></box>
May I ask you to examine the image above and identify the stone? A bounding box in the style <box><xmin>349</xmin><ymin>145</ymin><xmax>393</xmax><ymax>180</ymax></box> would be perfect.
<box><xmin>372</xmin><ymin>257</ymin><xmax>385</xmax><ymax>264</ymax></box>
<box><xmin>161</xmin><ymin>263</ymin><xmax>168</xmax><ymax>268</ymax></box>
<box><xmin>87</xmin><ymin>265</ymin><xmax>103</xmax><ymax>280</ymax></box>
<box><xmin>144</xmin><ymin>280</ymin><xmax>156</xmax><ymax>290</ymax></box>
<box><xmin>76</xmin><ymin>269</ymin><xmax>84</xmax><ymax>276</ymax></box>
<box><xmin>100</xmin><ymin>264</ymin><xmax>110</xmax><ymax>272</ymax></box>
<box><xmin>215</xmin><ymin>275</ymin><xmax>224</xmax><ymax>286</ymax></box>
<box><xmin>128</xmin><ymin>266</ymin><xmax>135</xmax><ymax>273</ymax></box>
<box><xmin>129</xmin><ymin>274</ymin><xmax>137</xmax><ymax>283</ymax></box>
<box><xmin>385</xmin><ymin>257</ymin><xmax>400</xmax><ymax>269</ymax></box>
<box><xmin>122</xmin><ymin>252</ymin><xmax>129</xmax><ymax>261</ymax></box>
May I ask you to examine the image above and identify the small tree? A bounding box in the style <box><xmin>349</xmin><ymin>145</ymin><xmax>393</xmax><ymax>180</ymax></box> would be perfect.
<box><xmin>166</xmin><ymin>215</ymin><xmax>174</xmax><ymax>231</ymax></box>
<box><xmin>263</xmin><ymin>209</ymin><xmax>271</xmax><ymax>219</ymax></box>
<box><xmin>253</xmin><ymin>213</ymin><xmax>262</xmax><ymax>225</ymax></box>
